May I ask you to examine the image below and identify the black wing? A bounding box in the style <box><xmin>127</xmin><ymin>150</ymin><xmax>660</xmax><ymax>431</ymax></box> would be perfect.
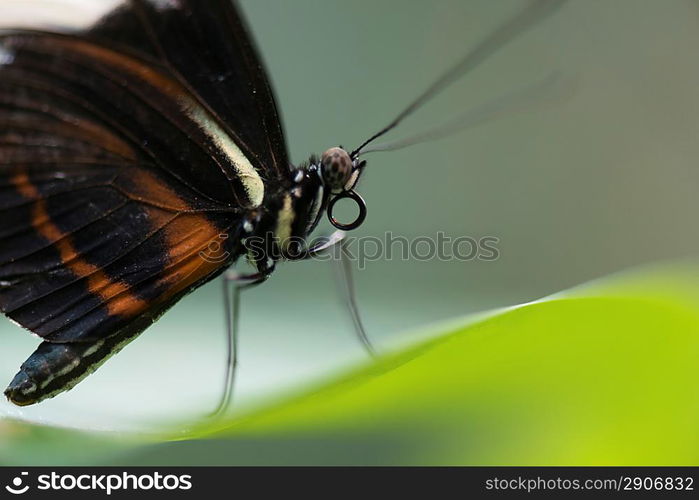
<box><xmin>0</xmin><ymin>31</ymin><xmax>247</xmax><ymax>344</ymax></box>
<box><xmin>0</xmin><ymin>1</ymin><xmax>285</xmax><ymax>404</ymax></box>
<box><xmin>89</xmin><ymin>0</ymin><xmax>291</xmax><ymax>182</ymax></box>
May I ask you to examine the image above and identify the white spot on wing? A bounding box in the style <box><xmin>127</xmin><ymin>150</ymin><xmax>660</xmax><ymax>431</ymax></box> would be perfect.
<box><xmin>83</xmin><ymin>340</ymin><xmax>105</xmax><ymax>358</ymax></box>
<box><xmin>22</xmin><ymin>384</ymin><xmax>36</xmax><ymax>395</ymax></box>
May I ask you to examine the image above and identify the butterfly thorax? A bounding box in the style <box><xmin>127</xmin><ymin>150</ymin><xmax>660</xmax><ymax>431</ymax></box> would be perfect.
<box><xmin>243</xmin><ymin>147</ymin><xmax>363</xmax><ymax>272</ymax></box>
<box><xmin>242</xmin><ymin>163</ymin><xmax>324</xmax><ymax>271</ymax></box>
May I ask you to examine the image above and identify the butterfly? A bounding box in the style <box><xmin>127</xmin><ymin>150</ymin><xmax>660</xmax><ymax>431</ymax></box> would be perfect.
<box><xmin>0</xmin><ymin>0</ymin><xmax>567</xmax><ymax>409</ymax></box>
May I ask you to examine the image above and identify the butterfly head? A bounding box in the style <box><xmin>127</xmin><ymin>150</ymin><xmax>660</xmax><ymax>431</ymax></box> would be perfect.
<box><xmin>280</xmin><ymin>146</ymin><xmax>368</xmax><ymax>240</ymax></box>
<box><xmin>320</xmin><ymin>147</ymin><xmax>355</xmax><ymax>193</ymax></box>
<box><xmin>248</xmin><ymin>147</ymin><xmax>368</xmax><ymax>265</ymax></box>
<box><xmin>315</xmin><ymin>146</ymin><xmax>367</xmax><ymax>232</ymax></box>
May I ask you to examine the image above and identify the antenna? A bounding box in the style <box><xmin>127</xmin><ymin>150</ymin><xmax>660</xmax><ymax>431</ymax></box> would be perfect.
<box><xmin>362</xmin><ymin>72</ymin><xmax>574</xmax><ymax>153</ymax></box>
<box><xmin>350</xmin><ymin>0</ymin><xmax>569</xmax><ymax>158</ymax></box>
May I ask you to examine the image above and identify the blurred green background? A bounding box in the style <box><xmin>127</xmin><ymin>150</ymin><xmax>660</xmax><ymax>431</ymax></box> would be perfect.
<box><xmin>1</xmin><ymin>0</ymin><xmax>699</xmax><ymax>437</ymax></box>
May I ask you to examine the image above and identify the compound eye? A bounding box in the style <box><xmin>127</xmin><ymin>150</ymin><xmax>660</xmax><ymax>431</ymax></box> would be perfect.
<box><xmin>320</xmin><ymin>147</ymin><xmax>353</xmax><ymax>192</ymax></box>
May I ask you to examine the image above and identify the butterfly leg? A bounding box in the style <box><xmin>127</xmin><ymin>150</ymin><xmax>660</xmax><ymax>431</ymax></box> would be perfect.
<box><xmin>334</xmin><ymin>238</ymin><xmax>376</xmax><ymax>357</ymax></box>
<box><xmin>210</xmin><ymin>267</ymin><xmax>272</xmax><ymax>417</ymax></box>
<box><xmin>289</xmin><ymin>231</ymin><xmax>377</xmax><ymax>357</ymax></box>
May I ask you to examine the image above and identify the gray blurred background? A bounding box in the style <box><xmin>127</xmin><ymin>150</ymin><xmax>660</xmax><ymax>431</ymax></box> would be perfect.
<box><xmin>1</xmin><ymin>0</ymin><xmax>698</xmax><ymax>429</ymax></box>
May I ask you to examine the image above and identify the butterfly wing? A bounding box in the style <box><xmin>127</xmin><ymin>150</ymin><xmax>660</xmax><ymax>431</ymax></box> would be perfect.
<box><xmin>0</xmin><ymin>29</ymin><xmax>255</xmax><ymax>403</ymax></box>
<box><xmin>90</xmin><ymin>0</ymin><xmax>291</xmax><ymax>182</ymax></box>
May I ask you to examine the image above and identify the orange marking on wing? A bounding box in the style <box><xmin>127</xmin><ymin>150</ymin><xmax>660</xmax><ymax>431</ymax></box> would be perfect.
<box><xmin>13</xmin><ymin>165</ymin><xmax>228</xmax><ymax>319</ymax></box>
<box><xmin>10</xmin><ymin>171</ymin><xmax>148</xmax><ymax>317</ymax></box>
<box><xmin>157</xmin><ymin>214</ymin><xmax>226</xmax><ymax>299</ymax></box>
<box><xmin>125</xmin><ymin>168</ymin><xmax>191</xmax><ymax>213</ymax></box>
<box><xmin>125</xmin><ymin>169</ymin><xmax>228</xmax><ymax>300</ymax></box>
<box><xmin>11</xmin><ymin>171</ymin><xmax>40</xmax><ymax>199</ymax></box>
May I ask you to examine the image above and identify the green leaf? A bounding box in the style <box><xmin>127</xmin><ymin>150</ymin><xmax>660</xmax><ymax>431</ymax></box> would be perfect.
<box><xmin>2</xmin><ymin>262</ymin><xmax>699</xmax><ymax>465</ymax></box>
